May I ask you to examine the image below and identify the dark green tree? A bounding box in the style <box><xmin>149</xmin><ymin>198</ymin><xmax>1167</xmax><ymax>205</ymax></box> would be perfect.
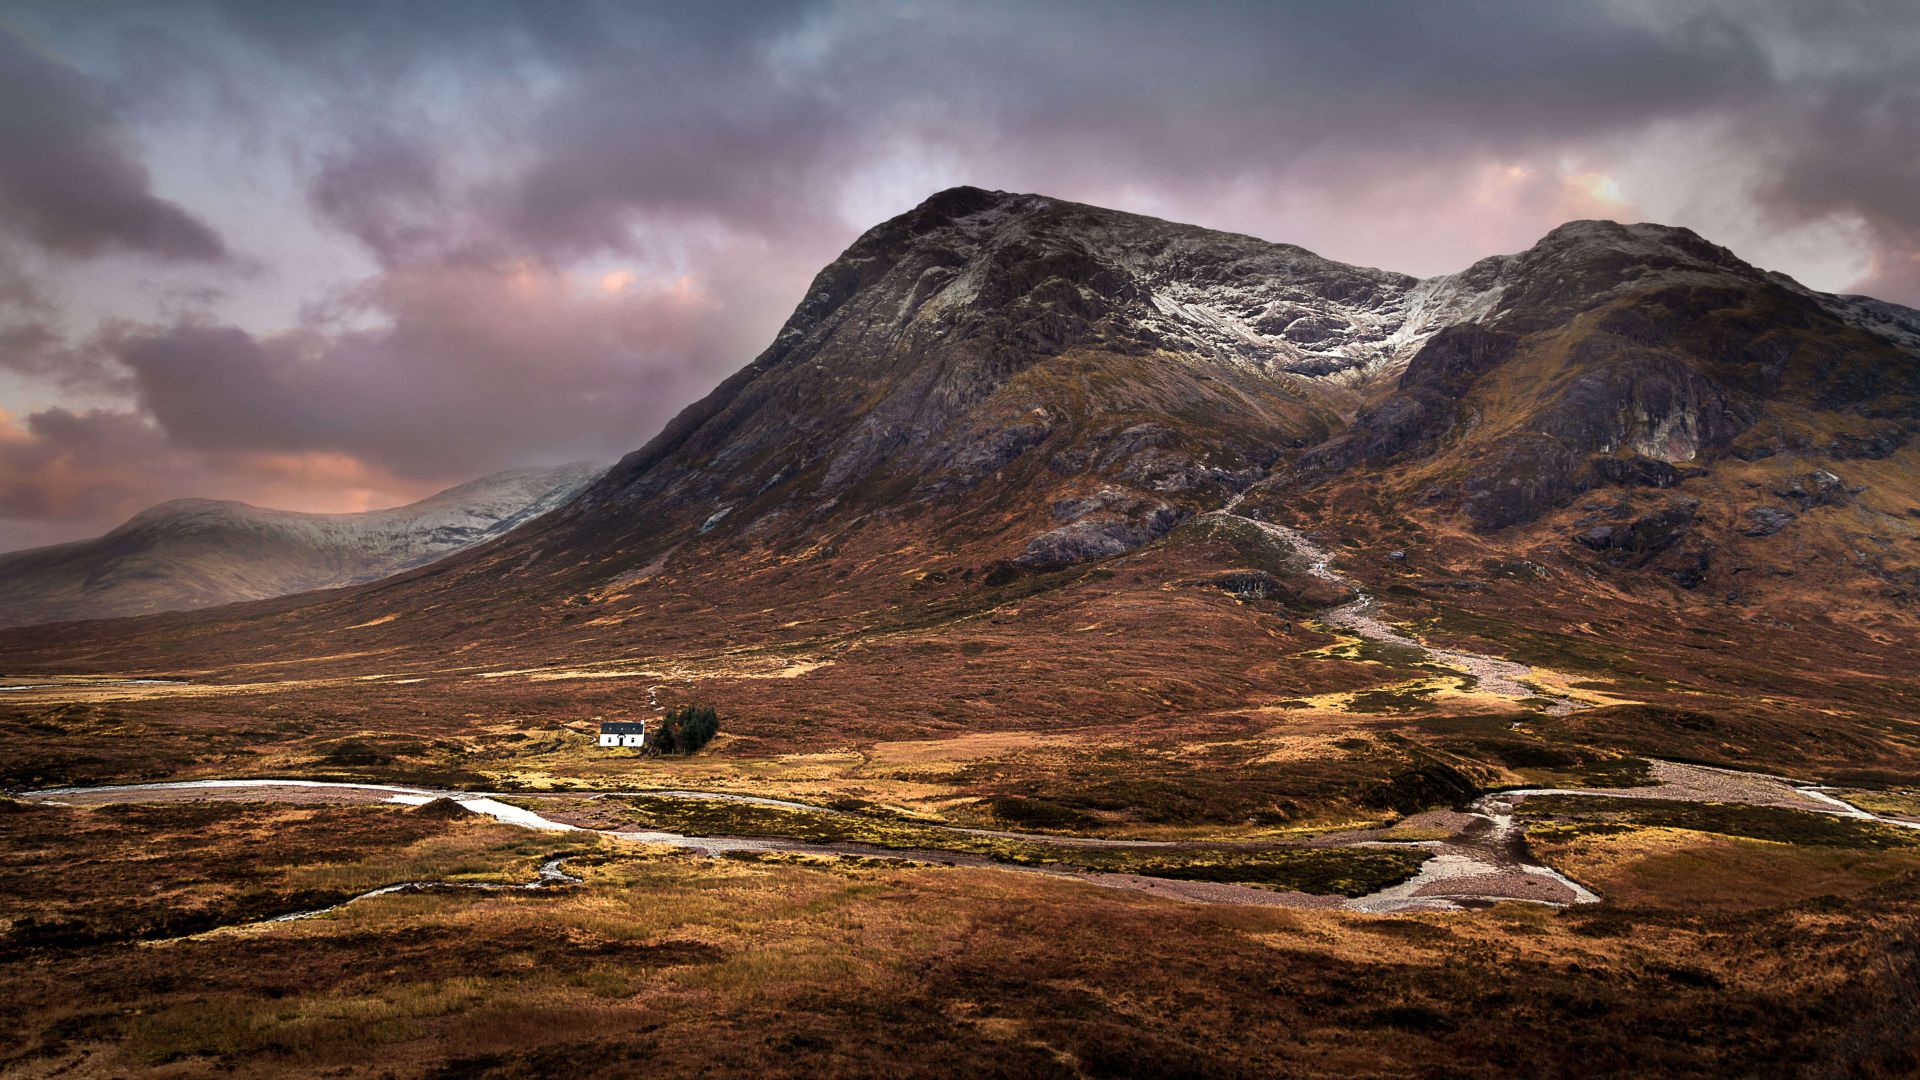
<box><xmin>652</xmin><ymin>705</ymin><xmax>719</xmax><ymax>755</ymax></box>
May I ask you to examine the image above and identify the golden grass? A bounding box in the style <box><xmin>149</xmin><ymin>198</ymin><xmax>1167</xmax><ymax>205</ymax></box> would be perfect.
<box><xmin>1530</xmin><ymin>825</ymin><xmax>1920</xmax><ymax>910</ymax></box>
<box><xmin>1829</xmin><ymin>789</ymin><xmax>1920</xmax><ymax>820</ymax></box>
<box><xmin>285</xmin><ymin>821</ymin><xmax>606</xmax><ymax>893</ymax></box>
<box><xmin>7</xmin><ymin>798</ymin><xmax>1920</xmax><ymax>1077</ymax></box>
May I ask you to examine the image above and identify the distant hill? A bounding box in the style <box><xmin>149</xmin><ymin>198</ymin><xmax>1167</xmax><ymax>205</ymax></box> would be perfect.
<box><xmin>0</xmin><ymin>464</ymin><xmax>602</xmax><ymax>627</ymax></box>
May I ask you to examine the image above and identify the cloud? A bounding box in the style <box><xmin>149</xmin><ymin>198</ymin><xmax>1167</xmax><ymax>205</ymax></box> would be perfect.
<box><xmin>307</xmin><ymin>126</ymin><xmax>449</xmax><ymax>267</ymax></box>
<box><xmin>0</xmin><ymin>406</ymin><xmax>173</xmax><ymax>527</ymax></box>
<box><xmin>1752</xmin><ymin>75</ymin><xmax>1920</xmax><ymax>299</ymax></box>
<box><xmin>0</xmin><ymin>404</ymin><xmax>424</xmax><ymax>550</ymax></box>
<box><xmin>111</xmin><ymin>250</ymin><xmax>766</xmax><ymax>478</ymax></box>
<box><xmin>0</xmin><ymin>319</ymin><xmax>131</xmax><ymax>395</ymax></box>
<box><xmin>0</xmin><ymin>25</ymin><xmax>229</xmax><ymax>262</ymax></box>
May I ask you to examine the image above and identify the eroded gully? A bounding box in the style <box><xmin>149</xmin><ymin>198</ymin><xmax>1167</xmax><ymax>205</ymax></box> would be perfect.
<box><xmin>1207</xmin><ymin>497</ymin><xmax>1579</xmax><ymax>713</ymax></box>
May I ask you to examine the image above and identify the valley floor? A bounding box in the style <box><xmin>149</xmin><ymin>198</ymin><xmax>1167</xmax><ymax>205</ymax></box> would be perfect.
<box><xmin>4</xmin><ymin>755</ymin><xmax>1920</xmax><ymax>1078</ymax></box>
<box><xmin>3</xmin><ymin>788</ymin><xmax>1919</xmax><ymax>1078</ymax></box>
<box><xmin>6</xmin><ymin>515</ymin><xmax>1920</xmax><ymax>1076</ymax></box>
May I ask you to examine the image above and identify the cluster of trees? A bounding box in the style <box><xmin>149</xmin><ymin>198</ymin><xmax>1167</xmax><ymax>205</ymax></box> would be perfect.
<box><xmin>651</xmin><ymin>705</ymin><xmax>720</xmax><ymax>755</ymax></box>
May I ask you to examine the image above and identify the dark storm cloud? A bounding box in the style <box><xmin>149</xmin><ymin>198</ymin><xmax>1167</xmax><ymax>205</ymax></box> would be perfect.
<box><xmin>1754</xmin><ymin>73</ymin><xmax>1920</xmax><ymax>300</ymax></box>
<box><xmin>0</xmin><ymin>25</ymin><xmax>228</xmax><ymax>261</ymax></box>
<box><xmin>470</xmin><ymin>1</ymin><xmax>1768</xmax><ymax>260</ymax></box>
<box><xmin>111</xmin><ymin>253</ymin><xmax>768</xmax><ymax>479</ymax></box>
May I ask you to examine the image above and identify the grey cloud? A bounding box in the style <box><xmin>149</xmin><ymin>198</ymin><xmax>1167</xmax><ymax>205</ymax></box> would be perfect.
<box><xmin>472</xmin><ymin>1</ymin><xmax>1770</xmax><ymax>259</ymax></box>
<box><xmin>0</xmin><ymin>25</ymin><xmax>229</xmax><ymax>261</ymax></box>
<box><xmin>309</xmin><ymin>127</ymin><xmax>450</xmax><ymax>266</ymax></box>
<box><xmin>0</xmin><ymin>319</ymin><xmax>131</xmax><ymax>395</ymax></box>
<box><xmin>112</xmin><ymin>250</ymin><xmax>780</xmax><ymax>479</ymax></box>
<box><xmin>1752</xmin><ymin>73</ymin><xmax>1920</xmax><ymax>300</ymax></box>
<box><xmin>117</xmin><ymin>323</ymin><xmax>316</xmax><ymax>453</ymax></box>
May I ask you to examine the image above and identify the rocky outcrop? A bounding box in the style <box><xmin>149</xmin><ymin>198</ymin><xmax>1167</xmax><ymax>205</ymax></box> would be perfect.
<box><xmin>1464</xmin><ymin>434</ymin><xmax>1586</xmax><ymax>531</ymax></box>
<box><xmin>1299</xmin><ymin>326</ymin><xmax>1519</xmax><ymax>475</ymax></box>
<box><xmin>1575</xmin><ymin>498</ymin><xmax>1701</xmax><ymax>555</ymax></box>
<box><xmin>1586</xmin><ymin>455</ymin><xmax>1693</xmax><ymax>489</ymax></box>
<box><xmin>1741</xmin><ymin>506</ymin><xmax>1797</xmax><ymax>536</ymax></box>
<box><xmin>1772</xmin><ymin>470</ymin><xmax>1857</xmax><ymax>511</ymax></box>
<box><xmin>1018</xmin><ymin>489</ymin><xmax>1187</xmax><ymax>567</ymax></box>
<box><xmin>1534</xmin><ymin>342</ymin><xmax>1752</xmax><ymax>463</ymax></box>
<box><xmin>1572</xmin><ymin>498</ymin><xmax>1711</xmax><ymax>587</ymax></box>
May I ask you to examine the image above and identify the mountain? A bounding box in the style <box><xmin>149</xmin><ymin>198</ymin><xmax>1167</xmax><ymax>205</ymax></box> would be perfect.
<box><xmin>0</xmin><ymin>463</ymin><xmax>602</xmax><ymax>627</ymax></box>
<box><xmin>4</xmin><ymin>189</ymin><xmax>1919</xmax><ymax>790</ymax></box>
<box><xmin>420</xmin><ymin>188</ymin><xmax>1920</xmax><ymax>611</ymax></box>
<box><xmin>426</xmin><ymin>187</ymin><xmax>1507</xmax><ymax>588</ymax></box>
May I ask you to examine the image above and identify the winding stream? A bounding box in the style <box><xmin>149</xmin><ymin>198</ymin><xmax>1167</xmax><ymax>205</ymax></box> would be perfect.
<box><xmin>264</xmin><ymin>855</ymin><xmax>583</xmax><ymax>925</ymax></box>
<box><xmin>1207</xmin><ymin>500</ymin><xmax>1580</xmax><ymax>713</ymax></box>
<box><xmin>25</xmin><ymin>762</ymin><xmax>1914</xmax><ymax>916</ymax></box>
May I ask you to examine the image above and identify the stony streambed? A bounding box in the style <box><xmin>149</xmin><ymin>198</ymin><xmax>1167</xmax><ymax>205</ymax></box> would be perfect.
<box><xmin>263</xmin><ymin>854</ymin><xmax>583</xmax><ymax>926</ymax></box>
<box><xmin>1205</xmin><ymin>501</ymin><xmax>1579</xmax><ymax>712</ymax></box>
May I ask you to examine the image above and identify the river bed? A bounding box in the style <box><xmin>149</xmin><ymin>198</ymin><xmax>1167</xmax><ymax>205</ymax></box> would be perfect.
<box><xmin>27</xmin><ymin>761</ymin><xmax>1912</xmax><ymax>918</ymax></box>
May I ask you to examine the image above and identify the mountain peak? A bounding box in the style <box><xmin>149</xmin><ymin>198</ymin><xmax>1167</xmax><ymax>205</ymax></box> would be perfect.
<box><xmin>1529</xmin><ymin>218</ymin><xmax>1745</xmax><ymax>270</ymax></box>
<box><xmin>908</xmin><ymin>184</ymin><xmax>1021</xmax><ymax>219</ymax></box>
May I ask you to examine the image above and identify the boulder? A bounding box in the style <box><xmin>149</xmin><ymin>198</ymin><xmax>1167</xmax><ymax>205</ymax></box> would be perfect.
<box><xmin>1740</xmin><ymin>506</ymin><xmax>1797</xmax><ymax>537</ymax></box>
<box><xmin>1772</xmin><ymin>470</ymin><xmax>1853</xmax><ymax>510</ymax></box>
<box><xmin>1016</xmin><ymin>500</ymin><xmax>1186</xmax><ymax>567</ymax></box>
<box><xmin>1588</xmin><ymin>455</ymin><xmax>1684</xmax><ymax>489</ymax></box>
<box><xmin>1574</xmin><ymin>498</ymin><xmax>1699</xmax><ymax>555</ymax></box>
<box><xmin>411</xmin><ymin>797</ymin><xmax>476</xmax><ymax>820</ymax></box>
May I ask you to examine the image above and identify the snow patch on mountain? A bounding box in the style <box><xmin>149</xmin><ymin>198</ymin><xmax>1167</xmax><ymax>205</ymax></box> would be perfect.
<box><xmin>0</xmin><ymin>463</ymin><xmax>604</xmax><ymax>626</ymax></box>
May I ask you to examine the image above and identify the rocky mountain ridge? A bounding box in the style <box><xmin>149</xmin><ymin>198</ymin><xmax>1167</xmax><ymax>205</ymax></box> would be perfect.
<box><xmin>530</xmin><ymin>189</ymin><xmax>1917</xmax><ymax>594</ymax></box>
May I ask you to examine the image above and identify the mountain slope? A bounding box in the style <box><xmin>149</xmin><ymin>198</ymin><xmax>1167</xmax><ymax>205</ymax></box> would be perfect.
<box><xmin>449</xmin><ymin>192</ymin><xmax>1920</xmax><ymax>612</ymax></box>
<box><xmin>3</xmin><ymin>189</ymin><xmax>1918</xmax><ymax>735</ymax></box>
<box><xmin>442</xmin><ymin>188</ymin><xmax>1494</xmax><ymax>589</ymax></box>
<box><xmin>1258</xmin><ymin>218</ymin><xmax>1920</xmax><ymax>604</ymax></box>
<box><xmin>0</xmin><ymin>463</ymin><xmax>602</xmax><ymax>627</ymax></box>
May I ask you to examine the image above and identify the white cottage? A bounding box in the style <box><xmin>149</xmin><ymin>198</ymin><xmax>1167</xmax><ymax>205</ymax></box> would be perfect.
<box><xmin>597</xmin><ymin>720</ymin><xmax>647</xmax><ymax>748</ymax></box>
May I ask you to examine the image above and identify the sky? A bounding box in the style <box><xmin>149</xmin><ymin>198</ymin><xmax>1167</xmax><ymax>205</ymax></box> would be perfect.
<box><xmin>0</xmin><ymin>0</ymin><xmax>1916</xmax><ymax>551</ymax></box>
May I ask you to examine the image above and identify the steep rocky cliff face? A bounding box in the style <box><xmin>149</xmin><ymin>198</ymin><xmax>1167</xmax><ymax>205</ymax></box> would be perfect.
<box><xmin>1284</xmin><ymin>219</ymin><xmax>1920</xmax><ymax>544</ymax></box>
<box><xmin>0</xmin><ymin>464</ymin><xmax>601</xmax><ymax>626</ymax></box>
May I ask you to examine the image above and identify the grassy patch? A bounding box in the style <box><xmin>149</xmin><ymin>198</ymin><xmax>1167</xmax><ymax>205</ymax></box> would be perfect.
<box><xmin>1827</xmin><ymin>789</ymin><xmax>1920</xmax><ymax>820</ymax></box>
<box><xmin>1419</xmin><ymin>609</ymin><xmax>1638</xmax><ymax>678</ymax></box>
<box><xmin>1528</xmin><ymin>825</ymin><xmax>1920</xmax><ymax>910</ymax></box>
<box><xmin>587</xmin><ymin>795</ymin><xmax>1426</xmax><ymax>896</ymax></box>
<box><xmin>1514</xmin><ymin>795</ymin><xmax>1920</xmax><ymax>850</ymax></box>
<box><xmin>1345</xmin><ymin>685</ymin><xmax>1441</xmax><ymax>713</ymax></box>
<box><xmin>1113</xmin><ymin>848</ymin><xmax>1428</xmax><ymax>896</ymax></box>
<box><xmin>0</xmin><ymin>801</ymin><xmax>603</xmax><ymax>951</ymax></box>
